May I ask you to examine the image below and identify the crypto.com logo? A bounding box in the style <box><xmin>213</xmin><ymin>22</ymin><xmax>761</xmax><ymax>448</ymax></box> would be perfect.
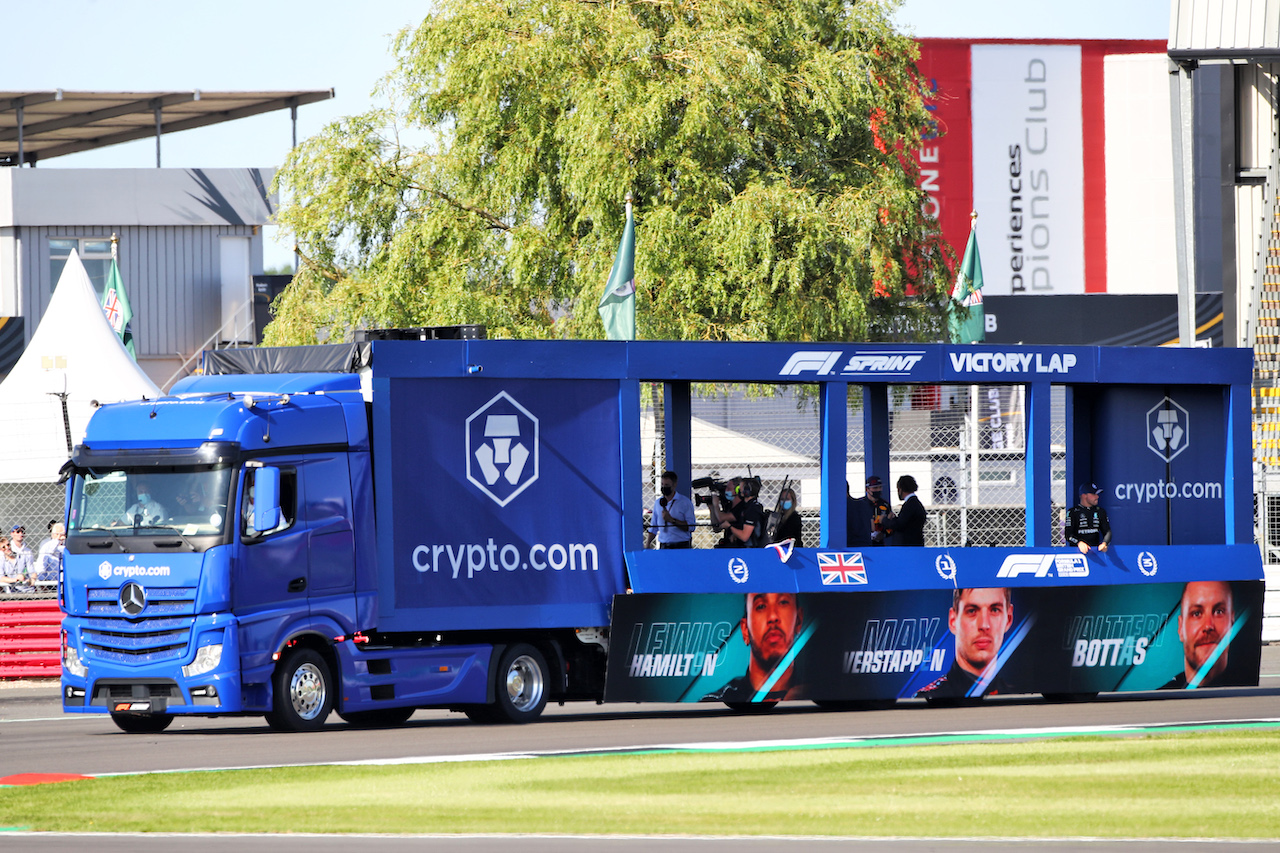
<box><xmin>466</xmin><ymin>391</ymin><xmax>539</xmax><ymax>507</ymax></box>
<box><xmin>1147</xmin><ymin>397</ymin><xmax>1189</xmax><ymax>463</ymax></box>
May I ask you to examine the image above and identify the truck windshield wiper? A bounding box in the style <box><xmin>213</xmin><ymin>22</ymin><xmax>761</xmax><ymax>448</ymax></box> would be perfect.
<box><xmin>76</xmin><ymin>526</ymin><xmax>127</xmax><ymax>552</ymax></box>
<box><xmin>136</xmin><ymin>526</ymin><xmax>199</xmax><ymax>551</ymax></box>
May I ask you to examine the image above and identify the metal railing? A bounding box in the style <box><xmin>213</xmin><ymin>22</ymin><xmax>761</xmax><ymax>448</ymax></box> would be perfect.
<box><xmin>161</xmin><ymin>305</ymin><xmax>257</xmax><ymax>393</ymax></box>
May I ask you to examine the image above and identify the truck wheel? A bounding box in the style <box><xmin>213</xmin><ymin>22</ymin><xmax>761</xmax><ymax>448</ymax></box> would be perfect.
<box><xmin>338</xmin><ymin>706</ymin><xmax>416</xmax><ymax>728</ymax></box>
<box><xmin>488</xmin><ymin>644</ymin><xmax>548</xmax><ymax>724</ymax></box>
<box><xmin>110</xmin><ymin>712</ymin><xmax>173</xmax><ymax>734</ymax></box>
<box><xmin>266</xmin><ymin>647</ymin><xmax>333</xmax><ymax>732</ymax></box>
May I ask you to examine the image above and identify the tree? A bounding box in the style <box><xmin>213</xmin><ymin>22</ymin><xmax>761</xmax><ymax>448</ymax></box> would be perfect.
<box><xmin>266</xmin><ymin>0</ymin><xmax>952</xmax><ymax>345</ymax></box>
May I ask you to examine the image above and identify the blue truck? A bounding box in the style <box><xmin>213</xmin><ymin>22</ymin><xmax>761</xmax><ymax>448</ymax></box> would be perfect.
<box><xmin>59</xmin><ymin>336</ymin><xmax>1265</xmax><ymax>731</ymax></box>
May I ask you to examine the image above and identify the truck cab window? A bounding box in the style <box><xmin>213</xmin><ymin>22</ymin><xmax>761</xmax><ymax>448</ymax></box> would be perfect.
<box><xmin>242</xmin><ymin>467</ymin><xmax>297</xmax><ymax>540</ymax></box>
<box><xmin>69</xmin><ymin>465</ymin><xmax>231</xmax><ymax>538</ymax></box>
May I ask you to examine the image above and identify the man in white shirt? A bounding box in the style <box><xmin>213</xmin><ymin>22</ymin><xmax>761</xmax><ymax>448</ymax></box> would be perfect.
<box><xmin>119</xmin><ymin>478</ymin><xmax>168</xmax><ymax>527</ymax></box>
<box><xmin>35</xmin><ymin>522</ymin><xmax>65</xmax><ymax>584</ymax></box>
<box><xmin>646</xmin><ymin>470</ymin><xmax>697</xmax><ymax>549</ymax></box>
<box><xmin>7</xmin><ymin>524</ymin><xmax>32</xmax><ymax>561</ymax></box>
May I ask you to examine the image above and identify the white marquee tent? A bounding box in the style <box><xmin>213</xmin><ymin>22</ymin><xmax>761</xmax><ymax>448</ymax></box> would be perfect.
<box><xmin>0</xmin><ymin>250</ymin><xmax>160</xmax><ymax>482</ymax></box>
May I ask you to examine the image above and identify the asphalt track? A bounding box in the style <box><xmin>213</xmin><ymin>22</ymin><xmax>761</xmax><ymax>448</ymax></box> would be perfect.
<box><xmin>1</xmin><ymin>645</ymin><xmax>1277</xmax><ymax>851</ymax></box>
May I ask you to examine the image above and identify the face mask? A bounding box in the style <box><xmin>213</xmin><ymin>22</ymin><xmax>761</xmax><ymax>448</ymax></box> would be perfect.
<box><xmin>661</xmin><ymin>485</ymin><xmax>673</xmax><ymax>498</ymax></box>
<box><xmin>137</xmin><ymin>493</ymin><xmax>150</xmax><ymax>504</ymax></box>
<box><xmin>782</xmin><ymin>500</ymin><xmax>793</xmax><ymax>511</ymax></box>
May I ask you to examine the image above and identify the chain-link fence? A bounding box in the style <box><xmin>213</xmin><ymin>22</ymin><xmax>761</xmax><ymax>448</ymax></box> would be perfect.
<box><xmin>0</xmin><ymin>481</ymin><xmax>65</xmax><ymax>602</ymax></box>
<box><xmin>1253</xmin><ymin>474</ymin><xmax>1280</xmax><ymax>642</ymax></box>
<box><xmin>640</xmin><ymin>383</ymin><xmax>1069</xmax><ymax>548</ymax></box>
<box><xmin>1255</xmin><ymin>473</ymin><xmax>1280</xmax><ymax>565</ymax></box>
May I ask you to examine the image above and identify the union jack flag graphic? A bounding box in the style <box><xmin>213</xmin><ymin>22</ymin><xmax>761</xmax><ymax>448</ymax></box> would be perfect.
<box><xmin>103</xmin><ymin>290</ymin><xmax>124</xmax><ymax>331</ymax></box>
<box><xmin>818</xmin><ymin>552</ymin><xmax>867</xmax><ymax>585</ymax></box>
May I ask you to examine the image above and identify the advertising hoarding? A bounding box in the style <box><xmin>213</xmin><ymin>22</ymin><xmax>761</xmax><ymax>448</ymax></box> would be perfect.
<box><xmin>606</xmin><ymin>581</ymin><xmax>1263</xmax><ymax>703</ymax></box>
<box><xmin>377</xmin><ymin>377</ymin><xmax>628</xmax><ymax>631</ymax></box>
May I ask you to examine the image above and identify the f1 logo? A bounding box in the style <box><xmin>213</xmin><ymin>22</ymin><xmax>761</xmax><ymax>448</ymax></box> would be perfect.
<box><xmin>779</xmin><ymin>351</ymin><xmax>840</xmax><ymax>376</ymax></box>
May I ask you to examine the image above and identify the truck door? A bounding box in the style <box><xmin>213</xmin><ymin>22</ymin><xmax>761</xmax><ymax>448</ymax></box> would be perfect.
<box><xmin>233</xmin><ymin>464</ymin><xmax>306</xmax><ymax>666</ymax></box>
<box><xmin>302</xmin><ymin>453</ymin><xmax>357</xmax><ymax>631</ymax></box>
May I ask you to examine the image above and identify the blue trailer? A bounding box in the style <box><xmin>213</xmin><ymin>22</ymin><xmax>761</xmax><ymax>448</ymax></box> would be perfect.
<box><xmin>58</xmin><ymin>337</ymin><xmax>1264</xmax><ymax>731</ymax></box>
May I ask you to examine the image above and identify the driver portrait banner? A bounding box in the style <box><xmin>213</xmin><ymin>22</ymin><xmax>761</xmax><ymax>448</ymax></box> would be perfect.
<box><xmin>604</xmin><ymin>582</ymin><xmax>1263</xmax><ymax>703</ymax></box>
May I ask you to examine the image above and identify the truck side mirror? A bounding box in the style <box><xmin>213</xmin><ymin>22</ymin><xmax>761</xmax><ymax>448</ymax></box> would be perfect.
<box><xmin>253</xmin><ymin>467</ymin><xmax>282</xmax><ymax>532</ymax></box>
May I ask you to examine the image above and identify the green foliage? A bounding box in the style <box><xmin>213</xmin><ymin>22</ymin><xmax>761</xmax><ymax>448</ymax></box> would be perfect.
<box><xmin>268</xmin><ymin>0</ymin><xmax>952</xmax><ymax>345</ymax></box>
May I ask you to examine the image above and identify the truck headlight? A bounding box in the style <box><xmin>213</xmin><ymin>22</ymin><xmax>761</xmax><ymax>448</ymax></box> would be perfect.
<box><xmin>63</xmin><ymin>642</ymin><xmax>87</xmax><ymax>678</ymax></box>
<box><xmin>182</xmin><ymin>643</ymin><xmax>223</xmax><ymax>678</ymax></box>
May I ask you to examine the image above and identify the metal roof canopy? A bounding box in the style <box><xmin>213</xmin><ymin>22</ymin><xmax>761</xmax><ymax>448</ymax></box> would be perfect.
<box><xmin>0</xmin><ymin>89</ymin><xmax>334</xmax><ymax>166</ymax></box>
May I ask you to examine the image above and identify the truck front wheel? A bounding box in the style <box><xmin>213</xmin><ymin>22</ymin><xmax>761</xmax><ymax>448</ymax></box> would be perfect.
<box><xmin>266</xmin><ymin>647</ymin><xmax>333</xmax><ymax>732</ymax></box>
<box><xmin>485</xmin><ymin>643</ymin><xmax>548</xmax><ymax>724</ymax></box>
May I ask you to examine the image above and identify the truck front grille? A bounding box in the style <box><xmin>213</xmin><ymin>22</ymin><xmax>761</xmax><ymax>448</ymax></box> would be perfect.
<box><xmin>86</xmin><ymin>586</ymin><xmax>197</xmax><ymax>617</ymax></box>
<box><xmin>79</xmin><ymin>589</ymin><xmax>198</xmax><ymax>663</ymax></box>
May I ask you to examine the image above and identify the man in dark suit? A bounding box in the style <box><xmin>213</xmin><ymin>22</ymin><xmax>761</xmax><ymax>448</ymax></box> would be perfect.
<box><xmin>888</xmin><ymin>475</ymin><xmax>926</xmax><ymax>546</ymax></box>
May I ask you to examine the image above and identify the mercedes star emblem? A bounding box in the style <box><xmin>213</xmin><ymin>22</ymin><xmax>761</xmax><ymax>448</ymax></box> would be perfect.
<box><xmin>119</xmin><ymin>582</ymin><xmax>146</xmax><ymax>616</ymax></box>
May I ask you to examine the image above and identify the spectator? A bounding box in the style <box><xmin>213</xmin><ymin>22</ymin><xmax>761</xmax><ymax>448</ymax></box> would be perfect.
<box><xmin>35</xmin><ymin>522</ymin><xmax>66</xmax><ymax>585</ymax></box>
<box><xmin>8</xmin><ymin>524</ymin><xmax>32</xmax><ymax>562</ymax></box>
<box><xmin>772</xmin><ymin>486</ymin><xmax>803</xmax><ymax>548</ymax></box>
<box><xmin>0</xmin><ymin>534</ymin><xmax>33</xmax><ymax>592</ymax></box>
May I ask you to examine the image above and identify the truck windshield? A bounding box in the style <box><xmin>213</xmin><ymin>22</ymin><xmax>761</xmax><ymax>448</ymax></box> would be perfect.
<box><xmin>69</xmin><ymin>465</ymin><xmax>233</xmax><ymax>537</ymax></box>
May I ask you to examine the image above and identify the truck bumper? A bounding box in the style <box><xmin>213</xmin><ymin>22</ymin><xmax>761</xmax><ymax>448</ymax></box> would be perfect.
<box><xmin>62</xmin><ymin>612</ymin><xmax>244</xmax><ymax>716</ymax></box>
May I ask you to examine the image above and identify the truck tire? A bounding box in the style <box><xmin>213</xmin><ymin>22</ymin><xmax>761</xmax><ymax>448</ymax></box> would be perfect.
<box><xmin>266</xmin><ymin>647</ymin><xmax>333</xmax><ymax>732</ymax></box>
<box><xmin>338</xmin><ymin>706</ymin><xmax>416</xmax><ymax>728</ymax></box>
<box><xmin>110</xmin><ymin>712</ymin><xmax>174</xmax><ymax>734</ymax></box>
<box><xmin>487</xmin><ymin>643</ymin><xmax>548</xmax><ymax>724</ymax></box>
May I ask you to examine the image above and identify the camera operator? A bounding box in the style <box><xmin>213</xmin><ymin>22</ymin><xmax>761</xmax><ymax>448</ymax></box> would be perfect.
<box><xmin>703</xmin><ymin>477</ymin><xmax>741</xmax><ymax>548</ymax></box>
<box><xmin>645</xmin><ymin>470</ymin><xmax>696</xmax><ymax>549</ymax></box>
<box><xmin>718</xmin><ymin>477</ymin><xmax>766</xmax><ymax>548</ymax></box>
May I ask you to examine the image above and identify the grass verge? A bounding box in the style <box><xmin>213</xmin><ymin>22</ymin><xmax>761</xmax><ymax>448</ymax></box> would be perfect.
<box><xmin>1</xmin><ymin>730</ymin><xmax>1279</xmax><ymax>837</ymax></box>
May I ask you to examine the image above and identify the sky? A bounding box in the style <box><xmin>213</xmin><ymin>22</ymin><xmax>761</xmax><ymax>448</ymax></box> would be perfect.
<box><xmin>1</xmin><ymin>0</ymin><xmax>1173</xmax><ymax>269</ymax></box>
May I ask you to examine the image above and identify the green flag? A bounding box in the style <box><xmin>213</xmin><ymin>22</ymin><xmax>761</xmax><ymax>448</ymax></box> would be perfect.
<box><xmin>103</xmin><ymin>256</ymin><xmax>136</xmax><ymax>359</ymax></box>
<box><xmin>947</xmin><ymin>221</ymin><xmax>985</xmax><ymax>345</ymax></box>
<box><xmin>598</xmin><ymin>200</ymin><xmax>636</xmax><ymax>340</ymax></box>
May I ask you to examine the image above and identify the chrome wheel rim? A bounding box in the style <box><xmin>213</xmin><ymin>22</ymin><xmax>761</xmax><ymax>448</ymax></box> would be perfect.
<box><xmin>505</xmin><ymin>654</ymin><xmax>544</xmax><ymax>713</ymax></box>
<box><xmin>290</xmin><ymin>662</ymin><xmax>326</xmax><ymax>720</ymax></box>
